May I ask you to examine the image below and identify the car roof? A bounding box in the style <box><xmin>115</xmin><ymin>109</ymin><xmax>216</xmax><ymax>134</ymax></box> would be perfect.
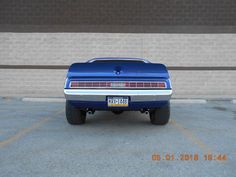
<box><xmin>87</xmin><ymin>57</ymin><xmax>151</xmax><ymax>63</ymax></box>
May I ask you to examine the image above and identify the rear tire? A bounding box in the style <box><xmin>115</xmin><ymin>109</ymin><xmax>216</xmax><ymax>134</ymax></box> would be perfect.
<box><xmin>112</xmin><ymin>110</ymin><xmax>124</xmax><ymax>115</ymax></box>
<box><xmin>150</xmin><ymin>102</ymin><xmax>170</xmax><ymax>125</ymax></box>
<box><xmin>66</xmin><ymin>101</ymin><xmax>86</xmax><ymax>125</ymax></box>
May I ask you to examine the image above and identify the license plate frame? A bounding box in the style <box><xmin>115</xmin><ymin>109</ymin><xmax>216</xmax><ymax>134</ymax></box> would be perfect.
<box><xmin>107</xmin><ymin>96</ymin><xmax>129</xmax><ymax>107</ymax></box>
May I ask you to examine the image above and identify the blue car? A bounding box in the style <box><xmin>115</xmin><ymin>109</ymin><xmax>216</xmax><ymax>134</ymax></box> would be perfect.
<box><xmin>64</xmin><ymin>58</ymin><xmax>172</xmax><ymax>125</ymax></box>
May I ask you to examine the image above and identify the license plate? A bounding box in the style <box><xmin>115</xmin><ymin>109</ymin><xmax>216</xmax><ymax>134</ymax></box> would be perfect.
<box><xmin>107</xmin><ymin>97</ymin><xmax>129</xmax><ymax>107</ymax></box>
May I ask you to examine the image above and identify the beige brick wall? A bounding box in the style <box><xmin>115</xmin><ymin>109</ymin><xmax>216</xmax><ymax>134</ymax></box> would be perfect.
<box><xmin>0</xmin><ymin>69</ymin><xmax>235</xmax><ymax>99</ymax></box>
<box><xmin>0</xmin><ymin>33</ymin><xmax>236</xmax><ymax>98</ymax></box>
<box><xmin>1</xmin><ymin>33</ymin><xmax>236</xmax><ymax>66</ymax></box>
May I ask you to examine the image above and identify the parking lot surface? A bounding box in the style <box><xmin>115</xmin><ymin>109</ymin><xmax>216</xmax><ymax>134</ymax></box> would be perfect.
<box><xmin>0</xmin><ymin>98</ymin><xmax>236</xmax><ymax>177</ymax></box>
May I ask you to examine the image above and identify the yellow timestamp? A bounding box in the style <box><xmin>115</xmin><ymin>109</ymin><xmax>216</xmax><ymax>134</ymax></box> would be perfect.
<box><xmin>152</xmin><ymin>153</ymin><xmax>227</xmax><ymax>161</ymax></box>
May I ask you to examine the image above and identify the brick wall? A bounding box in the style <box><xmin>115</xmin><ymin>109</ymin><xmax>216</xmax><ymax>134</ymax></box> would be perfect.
<box><xmin>0</xmin><ymin>0</ymin><xmax>235</xmax><ymax>98</ymax></box>
<box><xmin>0</xmin><ymin>33</ymin><xmax>236</xmax><ymax>98</ymax></box>
<box><xmin>0</xmin><ymin>33</ymin><xmax>236</xmax><ymax>66</ymax></box>
<box><xmin>1</xmin><ymin>69</ymin><xmax>235</xmax><ymax>99</ymax></box>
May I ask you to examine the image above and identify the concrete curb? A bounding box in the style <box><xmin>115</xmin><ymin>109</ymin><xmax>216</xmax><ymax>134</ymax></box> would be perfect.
<box><xmin>22</xmin><ymin>97</ymin><xmax>208</xmax><ymax>104</ymax></box>
<box><xmin>232</xmin><ymin>99</ymin><xmax>236</xmax><ymax>104</ymax></box>
<box><xmin>170</xmin><ymin>99</ymin><xmax>207</xmax><ymax>104</ymax></box>
<box><xmin>22</xmin><ymin>98</ymin><xmax>65</xmax><ymax>102</ymax></box>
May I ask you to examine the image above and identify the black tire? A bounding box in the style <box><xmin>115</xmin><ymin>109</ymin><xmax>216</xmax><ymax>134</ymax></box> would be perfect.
<box><xmin>112</xmin><ymin>110</ymin><xmax>124</xmax><ymax>115</ymax></box>
<box><xmin>150</xmin><ymin>102</ymin><xmax>170</xmax><ymax>125</ymax></box>
<box><xmin>66</xmin><ymin>101</ymin><xmax>86</xmax><ymax>125</ymax></box>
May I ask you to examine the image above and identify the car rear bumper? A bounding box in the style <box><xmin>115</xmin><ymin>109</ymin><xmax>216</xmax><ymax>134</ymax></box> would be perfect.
<box><xmin>67</xmin><ymin>100</ymin><xmax>169</xmax><ymax>110</ymax></box>
<box><xmin>64</xmin><ymin>89</ymin><xmax>172</xmax><ymax>102</ymax></box>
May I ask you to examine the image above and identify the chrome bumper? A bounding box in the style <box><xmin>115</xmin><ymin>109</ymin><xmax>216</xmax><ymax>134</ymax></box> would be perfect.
<box><xmin>64</xmin><ymin>89</ymin><xmax>172</xmax><ymax>102</ymax></box>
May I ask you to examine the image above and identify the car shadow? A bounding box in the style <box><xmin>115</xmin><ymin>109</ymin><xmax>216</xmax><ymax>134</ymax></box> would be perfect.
<box><xmin>86</xmin><ymin>111</ymin><xmax>148</xmax><ymax>124</ymax></box>
<box><xmin>57</xmin><ymin>110</ymin><xmax>172</xmax><ymax>134</ymax></box>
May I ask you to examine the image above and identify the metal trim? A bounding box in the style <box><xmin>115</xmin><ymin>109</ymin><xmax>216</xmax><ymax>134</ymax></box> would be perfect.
<box><xmin>64</xmin><ymin>89</ymin><xmax>172</xmax><ymax>102</ymax></box>
<box><xmin>87</xmin><ymin>58</ymin><xmax>151</xmax><ymax>63</ymax></box>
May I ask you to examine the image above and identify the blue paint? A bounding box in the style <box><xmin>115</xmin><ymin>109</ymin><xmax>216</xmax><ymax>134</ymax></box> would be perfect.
<box><xmin>69</xmin><ymin>100</ymin><xmax>169</xmax><ymax>110</ymax></box>
<box><xmin>64</xmin><ymin>58</ymin><xmax>172</xmax><ymax>110</ymax></box>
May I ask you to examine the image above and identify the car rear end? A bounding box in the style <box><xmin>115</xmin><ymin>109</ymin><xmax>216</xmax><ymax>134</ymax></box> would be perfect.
<box><xmin>64</xmin><ymin>58</ymin><xmax>172</xmax><ymax>125</ymax></box>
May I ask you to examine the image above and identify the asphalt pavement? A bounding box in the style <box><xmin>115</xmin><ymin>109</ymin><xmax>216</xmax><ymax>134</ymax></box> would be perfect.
<box><xmin>0</xmin><ymin>97</ymin><xmax>236</xmax><ymax>177</ymax></box>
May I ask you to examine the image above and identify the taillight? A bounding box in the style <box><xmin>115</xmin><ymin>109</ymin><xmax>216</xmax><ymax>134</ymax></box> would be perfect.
<box><xmin>70</xmin><ymin>81</ymin><xmax>166</xmax><ymax>89</ymax></box>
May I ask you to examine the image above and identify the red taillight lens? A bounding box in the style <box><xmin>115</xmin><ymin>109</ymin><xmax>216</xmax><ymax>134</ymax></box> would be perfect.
<box><xmin>70</xmin><ymin>81</ymin><xmax>166</xmax><ymax>89</ymax></box>
<box><xmin>70</xmin><ymin>81</ymin><xmax>80</xmax><ymax>88</ymax></box>
<box><xmin>157</xmin><ymin>82</ymin><xmax>166</xmax><ymax>88</ymax></box>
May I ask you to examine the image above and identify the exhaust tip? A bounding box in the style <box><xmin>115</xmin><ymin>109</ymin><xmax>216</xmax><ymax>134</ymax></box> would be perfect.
<box><xmin>86</xmin><ymin>108</ymin><xmax>95</xmax><ymax>114</ymax></box>
<box><xmin>140</xmin><ymin>109</ymin><xmax>149</xmax><ymax>114</ymax></box>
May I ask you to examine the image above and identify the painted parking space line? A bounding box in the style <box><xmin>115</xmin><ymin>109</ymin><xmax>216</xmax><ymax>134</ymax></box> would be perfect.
<box><xmin>170</xmin><ymin>119</ymin><xmax>212</xmax><ymax>154</ymax></box>
<box><xmin>171</xmin><ymin>119</ymin><xmax>231</xmax><ymax>164</ymax></box>
<box><xmin>0</xmin><ymin>109</ymin><xmax>64</xmax><ymax>149</ymax></box>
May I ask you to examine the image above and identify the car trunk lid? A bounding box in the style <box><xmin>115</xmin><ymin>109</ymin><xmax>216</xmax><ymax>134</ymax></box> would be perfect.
<box><xmin>67</xmin><ymin>62</ymin><xmax>169</xmax><ymax>79</ymax></box>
